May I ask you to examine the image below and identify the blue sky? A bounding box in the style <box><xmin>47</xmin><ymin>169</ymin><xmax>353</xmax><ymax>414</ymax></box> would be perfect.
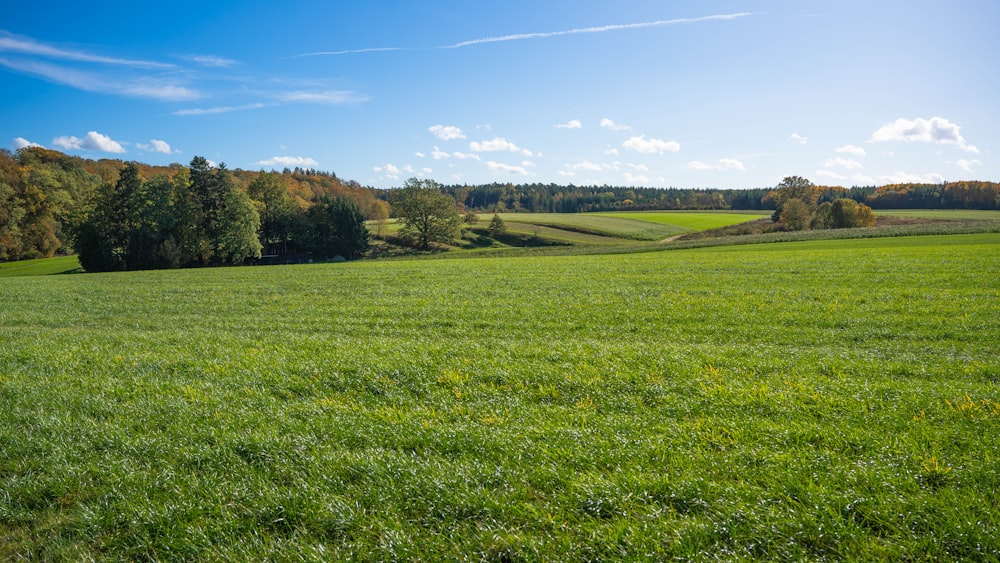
<box><xmin>2</xmin><ymin>0</ymin><xmax>997</xmax><ymax>189</ymax></box>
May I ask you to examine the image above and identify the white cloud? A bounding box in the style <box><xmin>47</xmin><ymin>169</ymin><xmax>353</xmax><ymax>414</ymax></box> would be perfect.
<box><xmin>815</xmin><ymin>170</ymin><xmax>847</xmax><ymax>181</ymax></box>
<box><xmin>790</xmin><ymin>133</ymin><xmax>808</xmax><ymax>145</ymax></box>
<box><xmin>604</xmin><ymin>146</ymin><xmax>620</xmax><ymax>156</ymax></box>
<box><xmin>452</xmin><ymin>151</ymin><xmax>481</xmax><ymax>161</ymax></box>
<box><xmin>13</xmin><ymin>137</ymin><xmax>42</xmax><ymax>149</ymax></box>
<box><xmin>470</xmin><ymin>137</ymin><xmax>533</xmax><ymax>157</ymax></box>
<box><xmin>555</xmin><ymin>119</ymin><xmax>582</xmax><ymax>129</ymax></box>
<box><xmin>956</xmin><ymin>159</ymin><xmax>982</xmax><ymax>173</ymax></box>
<box><xmin>429</xmin><ymin>124</ymin><xmax>466</xmax><ymax>140</ymax></box>
<box><xmin>373</xmin><ymin>163</ymin><xmax>401</xmax><ymax>179</ymax></box>
<box><xmin>600</xmin><ymin>118</ymin><xmax>631</xmax><ymax>131</ymax></box>
<box><xmin>566</xmin><ymin>160</ymin><xmax>605</xmax><ymax>172</ymax></box>
<box><xmin>258</xmin><ymin>156</ymin><xmax>319</xmax><ymax>167</ymax></box>
<box><xmin>870</xmin><ymin>116</ymin><xmax>979</xmax><ymax>153</ymax></box>
<box><xmin>835</xmin><ymin>144</ymin><xmax>866</xmax><ymax>157</ymax></box>
<box><xmin>878</xmin><ymin>171</ymin><xmax>946</xmax><ymax>184</ymax></box>
<box><xmin>52</xmin><ymin>131</ymin><xmax>125</xmax><ymax>153</ymax></box>
<box><xmin>557</xmin><ymin>170</ymin><xmax>575</xmax><ymax>177</ymax></box>
<box><xmin>628</xmin><ymin>163</ymin><xmax>649</xmax><ymax>171</ymax></box>
<box><xmin>522</xmin><ymin>160</ymin><xmax>536</xmax><ymax>168</ymax></box>
<box><xmin>823</xmin><ymin>157</ymin><xmax>864</xmax><ymax>170</ymax></box>
<box><xmin>852</xmin><ymin>174</ymin><xmax>875</xmax><ymax>185</ymax></box>
<box><xmin>688</xmin><ymin>158</ymin><xmax>745</xmax><ymax>171</ymax></box>
<box><xmin>137</xmin><ymin>139</ymin><xmax>172</xmax><ymax>154</ymax></box>
<box><xmin>624</xmin><ymin>172</ymin><xmax>650</xmax><ymax>184</ymax></box>
<box><xmin>414</xmin><ymin>151</ymin><xmax>426</xmax><ymax>158</ymax></box>
<box><xmin>431</xmin><ymin>147</ymin><xmax>451</xmax><ymax>160</ymax></box>
<box><xmin>485</xmin><ymin>161</ymin><xmax>530</xmax><ymax>175</ymax></box>
<box><xmin>623</xmin><ymin>135</ymin><xmax>680</xmax><ymax>154</ymax></box>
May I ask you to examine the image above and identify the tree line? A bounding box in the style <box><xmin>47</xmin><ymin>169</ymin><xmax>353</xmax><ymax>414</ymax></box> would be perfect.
<box><xmin>429</xmin><ymin>181</ymin><xmax>999</xmax><ymax>213</ymax></box>
<box><xmin>0</xmin><ymin>148</ymin><xmax>372</xmax><ymax>269</ymax></box>
<box><xmin>3</xmin><ymin>146</ymin><xmax>998</xmax><ymax>266</ymax></box>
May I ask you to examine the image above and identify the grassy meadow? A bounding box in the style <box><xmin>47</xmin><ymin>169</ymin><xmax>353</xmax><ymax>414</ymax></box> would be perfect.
<box><xmin>1</xmin><ymin>232</ymin><xmax>999</xmax><ymax>560</ymax></box>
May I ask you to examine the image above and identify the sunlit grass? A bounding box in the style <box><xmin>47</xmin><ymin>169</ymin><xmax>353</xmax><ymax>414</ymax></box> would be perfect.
<box><xmin>0</xmin><ymin>255</ymin><xmax>81</xmax><ymax>277</ymax></box>
<box><xmin>597</xmin><ymin>210</ymin><xmax>769</xmax><ymax>231</ymax></box>
<box><xmin>0</xmin><ymin>233</ymin><xmax>998</xmax><ymax>560</ymax></box>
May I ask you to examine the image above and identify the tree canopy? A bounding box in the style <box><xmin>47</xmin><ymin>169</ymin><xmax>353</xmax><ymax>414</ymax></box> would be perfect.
<box><xmin>389</xmin><ymin>178</ymin><xmax>462</xmax><ymax>249</ymax></box>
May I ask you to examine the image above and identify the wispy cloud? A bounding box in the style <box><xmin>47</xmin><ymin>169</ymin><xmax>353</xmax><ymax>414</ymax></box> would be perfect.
<box><xmin>790</xmin><ymin>133</ymin><xmax>808</xmax><ymax>145</ymax></box>
<box><xmin>555</xmin><ymin>119</ymin><xmax>582</xmax><ymax>129</ymax></box>
<box><xmin>294</xmin><ymin>47</ymin><xmax>406</xmax><ymax>58</ymax></box>
<box><xmin>0</xmin><ymin>31</ymin><xmax>173</xmax><ymax>69</ymax></box>
<box><xmin>293</xmin><ymin>13</ymin><xmax>753</xmax><ymax>57</ymax></box>
<box><xmin>258</xmin><ymin>156</ymin><xmax>319</xmax><ymax>167</ymax></box>
<box><xmin>187</xmin><ymin>54</ymin><xmax>238</xmax><ymax>68</ymax></box>
<box><xmin>277</xmin><ymin>90</ymin><xmax>369</xmax><ymax>104</ymax></box>
<box><xmin>174</xmin><ymin>103</ymin><xmax>268</xmax><ymax>116</ymax></box>
<box><xmin>0</xmin><ymin>56</ymin><xmax>200</xmax><ymax>100</ymax></box>
<box><xmin>447</xmin><ymin>13</ymin><xmax>753</xmax><ymax>48</ymax></box>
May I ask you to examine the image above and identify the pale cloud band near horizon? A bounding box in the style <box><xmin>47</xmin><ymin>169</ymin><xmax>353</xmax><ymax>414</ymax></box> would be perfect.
<box><xmin>293</xmin><ymin>12</ymin><xmax>753</xmax><ymax>58</ymax></box>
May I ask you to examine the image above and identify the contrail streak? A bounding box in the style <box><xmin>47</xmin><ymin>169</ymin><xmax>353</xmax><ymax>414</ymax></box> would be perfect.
<box><xmin>291</xmin><ymin>12</ymin><xmax>754</xmax><ymax>58</ymax></box>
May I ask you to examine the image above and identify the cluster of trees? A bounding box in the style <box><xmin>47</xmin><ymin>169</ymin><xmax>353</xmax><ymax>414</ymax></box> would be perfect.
<box><xmin>771</xmin><ymin>176</ymin><xmax>876</xmax><ymax>231</ymax></box>
<box><xmin>0</xmin><ymin>148</ymin><xmax>103</xmax><ymax>261</ymax></box>
<box><xmin>76</xmin><ymin>158</ymin><xmax>370</xmax><ymax>271</ymax></box>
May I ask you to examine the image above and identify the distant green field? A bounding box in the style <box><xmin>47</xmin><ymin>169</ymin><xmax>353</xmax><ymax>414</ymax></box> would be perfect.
<box><xmin>0</xmin><ymin>255</ymin><xmax>81</xmax><ymax>277</ymax></box>
<box><xmin>1</xmin><ymin>233</ymin><xmax>998</xmax><ymax>560</ymax></box>
<box><xmin>494</xmin><ymin>212</ymin><xmax>758</xmax><ymax>241</ymax></box>
<box><xmin>598</xmin><ymin>210</ymin><xmax>769</xmax><ymax>231</ymax></box>
<box><xmin>879</xmin><ymin>209</ymin><xmax>1000</xmax><ymax>221</ymax></box>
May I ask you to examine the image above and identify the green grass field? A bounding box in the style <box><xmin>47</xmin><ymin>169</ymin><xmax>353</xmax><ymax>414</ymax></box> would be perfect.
<box><xmin>598</xmin><ymin>210</ymin><xmax>770</xmax><ymax>231</ymax></box>
<box><xmin>1</xmin><ymin>233</ymin><xmax>998</xmax><ymax>560</ymax></box>
<box><xmin>878</xmin><ymin>209</ymin><xmax>1000</xmax><ymax>221</ymax></box>
<box><xmin>0</xmin><ymin>255</ymin><xmax>81</xmax><ymax>277</ymax></box>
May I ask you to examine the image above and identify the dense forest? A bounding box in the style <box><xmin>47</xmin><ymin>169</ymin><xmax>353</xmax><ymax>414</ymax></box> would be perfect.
<box><xmin>1</xmin><ymin>146</ymin><xmax>998</xmax><ymax>263</ymax></box>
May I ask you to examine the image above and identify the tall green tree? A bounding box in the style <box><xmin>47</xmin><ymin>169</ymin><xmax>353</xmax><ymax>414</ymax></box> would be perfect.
<box><xmin>770</xmin><ymin>176</ymin><xmax>819</xmax><ymax>223</ymax></box>
<box><xmin>389</xmin><ymin>178</ymin><xmax>461</xmax><ymax>249</ymax></box>
<box><xmin>216</xmin><ymin>185</ymin><xmax>262</xmax><ymax>264</ymax></box>
<box><xmin>304</xmin><ymin>196</ymin><xmax>369</xmax><ymax>259</ymax></box>
<box><xmin>247</xmin><ymin>171</ymin><xmax>298</xmax><ymax>253</ymax></box>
